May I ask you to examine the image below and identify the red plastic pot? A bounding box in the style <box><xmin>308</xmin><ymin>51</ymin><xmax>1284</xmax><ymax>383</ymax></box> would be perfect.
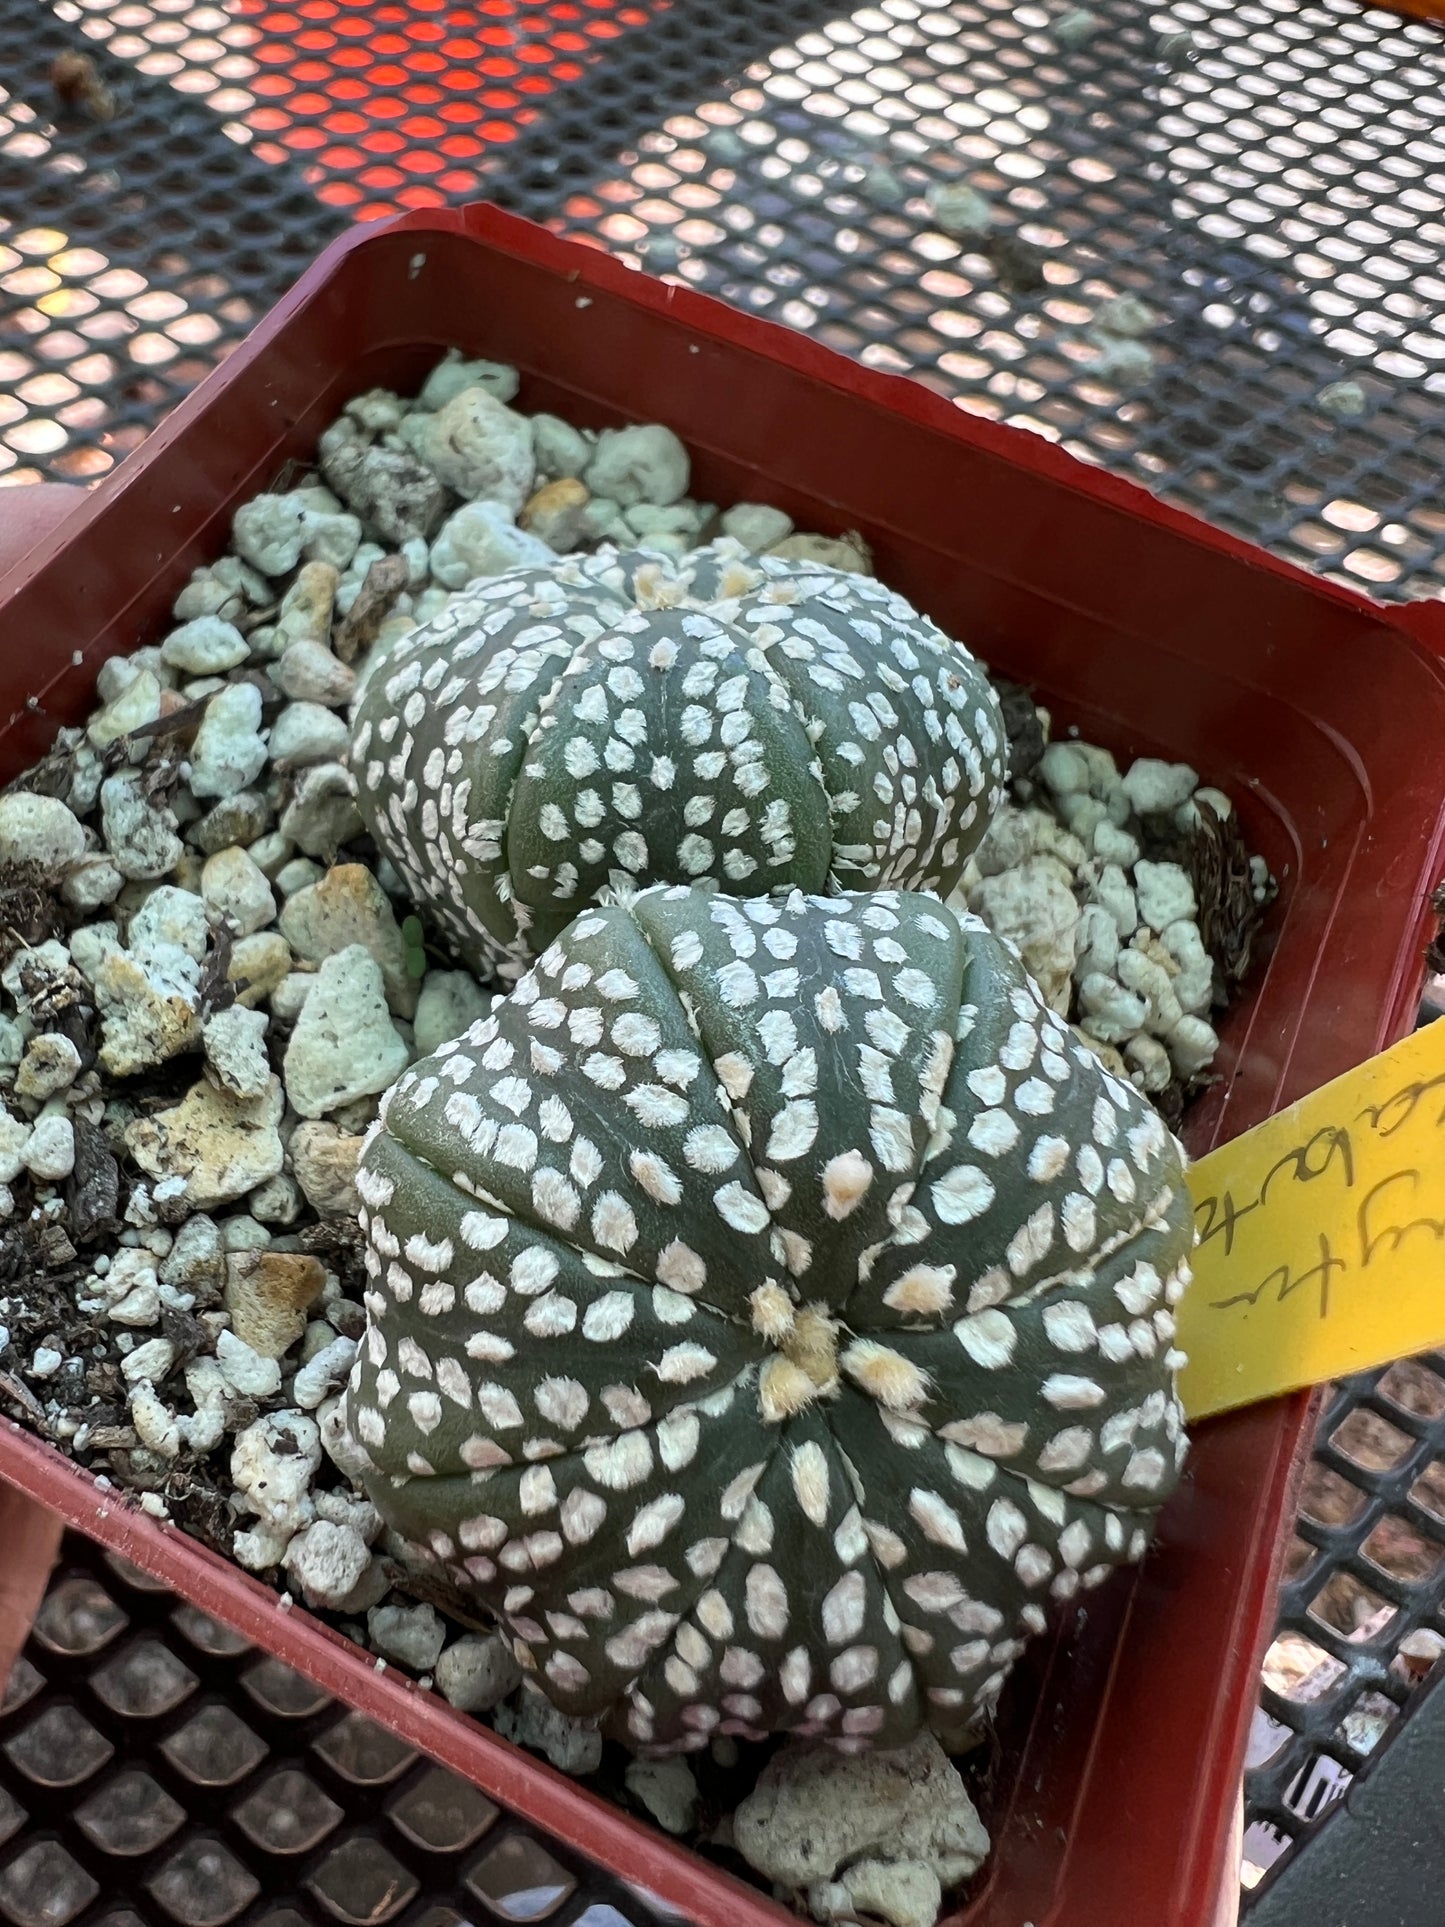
<box><xmin>0</xmin><ymin>202</ymin><xmax>1441</xmax><ymax>1927</ymax></box>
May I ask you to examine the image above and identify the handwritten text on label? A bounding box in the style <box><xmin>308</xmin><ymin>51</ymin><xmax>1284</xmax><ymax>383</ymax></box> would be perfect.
<box><xmin>1177</xmin><ymin>1018</ymin><xmax>1445</xmax><ymax>1421</ymax></box>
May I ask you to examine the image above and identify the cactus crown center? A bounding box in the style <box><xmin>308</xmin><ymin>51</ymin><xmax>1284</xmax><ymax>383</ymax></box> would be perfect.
<box><xmin>753</xmin><ymin>1291</ymin><xmax>840</xmax><ymax>1424</ymax></box>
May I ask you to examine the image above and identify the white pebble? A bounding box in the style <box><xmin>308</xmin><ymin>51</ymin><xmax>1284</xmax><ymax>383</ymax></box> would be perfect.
<box><xmin>202</xmin><ymin>1004</ymin><xmax>273</xmax><ymax>1101</ymax></box>
<box><xmin>1091</xmin><ymin>863</ymin><xmax>1138</xmax><ymax>938</ymax></box>
<box><xmin>251</xmin><ymin>1174</ymin><xmax>302</xmax><ymax>1225</ymax></box>
<box><xmin>268</xmin><ymin>703</ymin><xmax>350</xmax><ymax>770</ymax></box>
<box><xmin>201</xmin><ymin>847</ymin><xmax>277</xmax><ymax>936</ymax></box>
<box><xmin>130</xmin><ymin>885</ymin><xmax>208</xmax><ymax>962</ymax></box>
<box><xmin>1093</xmin><ymin>821</ymin><xmax>1140</xmax><ymax>868</ymax></box>
<box><xmin>270</xmin><ymin>971</ymin><xmax>317</xmax><ymax>1022</ymax></box>
<box><xmin>0</xmin><ymin>1017</ymin><xmax>24</xmax><ymax>1081</ymax></box>
<box><xmin>1177</xmin><ymin>785</ymin><xmax>1233</xmax><ymax>832</ymax></box>
<box><xmin>1038</xmin><ymin>742</ymin><xmax>1092</xmax><ymax>796</ymax></box>
<box><xmin>418</xmin><ymin>353</ymin><xmax>519</xmax><ymax>410</ymax></box>
<box><xmin>177</xmin><ymin>1358</ymin><xmax>227</xmax><ymax>1454</ymax></box>
<box><xmin>429</xmin><ymin>500</ymin><xmax>554</xmax><ymax>590</ymax></box>
<box><xmin>973</xmin><ymin>804</ymin><xmax>1038</xmax><ymax>877</ymax></box>
<box><xmin>623</xmin><ymin>502</ymin><xmax>702</xmax><ymax>539</ymax></box>
<box><xmin>1125</xmin><ymin>1034</ymin><xmax>1173</xmax><ymax>1092</ymax></box>
<box><xmin>408</xmin><ymin>388</ymin><xmax>535</xmax><ymax>510</ymax></box>
<box><xmin>1168</xmin><ymin>1014</ymin><xmax>1220</xmax><ymax>1079</ymax></box>
<box><xmin>317</xmin><ymin>1395</ymin><xmax>374</xmax><ymax>1484</ymax></box>
<box><xmin>68</xmin><ymin>917</ymin><xmax>120</xmax><ymax>978</ymax></box>
<box><xmin>1133</xmin><ymin>859</ymin><xmax>1196</xmax><ymax>931</ymax></box>
<box><xmin>15</xmin><ymin>1034</ymin><xmax>81</xmax><ymax>1101</ymax></box>
<box><xmin>173</xmin><ymin>569</ymin><xmax>239</xmax><ymax>625</ymax></box>
<box><xmin>494</xmin><ymin>1685</ymin><xmax>603</xmax><ymax>1776</ymax></box>
<box><xmin>1117</xmin><ymin>946</ymin><xmax>1183</xmax><ymax>1034</ymax></box>
<box><xmin>965</xmin><ymin>856</ymin><xmax>1080</xmax><ymax>1012</ymax></box>
<box><xmin>771</xmin><ymin>530</ymin><xmax>874</xmax><ymax>574</ymax></box>
<box><xmin>1078</xmin><ymin>972</ymin><xmax>1147</xmax><ymax>1045</ymax></box>
<box><xmin>830</xmin><ymin>1861</ymin><xmax>942</xmax><ymax>1927</ymax></box>
<box><xmin>720</xmin><ymin>503</ymin><xmax>793</xmax><ymax>551</ymax></box>
<box><xmin>293</xmin><ymin>1332</ymin><xmax>358</xmax><ymax>1410</ymax></box>
<box><xmin>275</xmin><ymin>640</ymin><xmax>356</xmax><ymax>709</ymax></box>
<box><xmin>1318</xmin><ymin>380</ymin><xmax>1367</xmax><ymax>420</ymax></box>
<box><xmin>121</xmin><ymin>1336</ymin><xmax>176</xmax><ymax>1384</ymax></box>
<box><xmin>928</xmin><ymin>181</ymin><xmax>993</xmax><ymax>237</ymax></box>
<box><xmin>231</xmin><ymin>1411</ymin><xmax>321</xmax><ymax>1534</ymax></box>
<box><xmin>1054</xmin><ymin>6</ymin><xmax>1101</xmax><ymax>44</ymax></box>
<box><xmin>530</xmin><ymin>413</ymin><xmax>592</xmax><ymax>481</ymax></box>
<box><xmin>1095</xmin><ymin>295</ymin><xmax>1155</xmax><ymax>338</ymax></box>
<box><xmin>276</xmin><ymin>860</ymin><xmax>324</xmax><ymax>900</ymax></box>
<box><xmin>93</xmin><ymin>941</ymin><xmax>201</xmax><ymax>1077</ymax></box>
<box><xmin>221</xmin><ymin>1215</ymin><xmax>271</xmax><ymax>1252</ymax></box>
<box><xmin>283</xmin><ymin>946</ymin><xmax>409</xmax><ymax>1118</ymax></box>
<box><xmin>625</xmin><ymin>1756</ymin><xmax>699</xmax><ymax>1836</ymax></box>
<box><xmin>368</xmin><ymin>1601</ymin><xmax>446</xmax><ymax>1672</ymax></box>
<box><xmin>233</xmin><ymin>1522</ymin><xmax>293</xmax><ymax>1571</ymax></box>
<box><xmin>161</xmin><ymin>617</ymin><xmax>249</xmax><ymax>676</ymax></box>
<box><xmin>272</xmin><ymin>562</ymin><xmax>338</xmax><ymax>653</ymax></box>
<box><xmin>22</xmin><ymin>1113</ymin><xmax>75</xmax><ymax>1181</ymax></box>
<box><xmin>1085</xmin><ymin>336</ymin><xmax>1155</xmax><ymax>388</ymax></box>
<box><xmin>1122</xmin><ymin>757</ymin><xmax>1198</xmax><ymax>817</ymax></box>
<box><xmin>279</xmin><ymin>764</ymin><xmax>363</xmax><ymax>859</ymax></box>
<box><xmin>285</xmin><ymin>1519</ymin><xmax>372</xmax><ymax>1610</ymax></box>
<box><xmin>129</xmin><ymin>1382</ymin><xmax>181</xmax><ymax>1458</ymax></box>
<box><xmin>1075</xmin><ymin>902</ymin><xmax>1120</xmax><ymax>978</ymax></box>
<box><xmin>61</xmin><ymin>856</ymin><xmax>124</xmax><ymax>914</ymax></box>
<box><xmin>216</xmin><ymin>1328</ymin><xmax>283</xmax><ymax>1398</ymax></box>
<box><xmin>88</xmin><ymin>671</ymin><xmax>163</xmax><ymax>749</ymax></box>
<box><xmin>0</xmin><ymin>793</ymin><xmax>87</xmax><ymax>870</ymax></box>
<box><xmin>233</xmin><ymin>493</ymin><xmax>312</xmax><ymax>576</ymax></box>
<box><xmin>1057</xmin><ymin>792</ymin><xmax>1108</xmax><ymax>841</ymax></box>
<box><xmin>584</xmin><ymin>423</ymin><xmax>689</xmax><ymax>508</ymax></box>
<box><xmin>434</xmin><ymin>1633</ymin><xmax>522</xmax><ymax>1712</ymax></box>
<box><xmin>190</xmin><ymin>684</ymin><xmax>267</xmax><ymax>800</ymax></box>
<box><xmin>99</xmin><ymin>774</ymin><xmax>184</xmax><ymax>880</ymax></box>
<box><xmin>1160</xmin><ymin>919</ymin><xmax>1213</xmax><ymax>1015</ymax></box>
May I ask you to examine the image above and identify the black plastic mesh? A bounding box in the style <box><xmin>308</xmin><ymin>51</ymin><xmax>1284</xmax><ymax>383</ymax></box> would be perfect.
<box><xmin>2</xmin><ymin>0</ymin><xmax>1445</xmax><ymax>602</ymax></box>
<box><xmin>1240</xmin><ymin>1352</ymin><xmax>1445</xmax><ymax>1893</ymax></box>
<box><xmin>3</xmin><ymin>0</ymin><xmax>1445</xmax><ymax>1909</ymax></box>
<box><xmin>525</xmin><ymin>0</ymin><xmax>1445</xmax><ymax>601</ymax></box>
<box><xmin>0</xmin><ymin>1535</ymin><xmax>667</xmax><ymax>1927</ymax></box>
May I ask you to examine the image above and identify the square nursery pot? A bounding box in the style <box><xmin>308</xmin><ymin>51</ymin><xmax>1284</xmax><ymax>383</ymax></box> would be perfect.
<box><xmin>1</xmin><ymin>202</ymin><xmax>1444</xmax><ymax>1927</ymax></box>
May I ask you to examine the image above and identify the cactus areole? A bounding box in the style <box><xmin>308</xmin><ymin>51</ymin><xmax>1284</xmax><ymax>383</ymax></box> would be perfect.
<box><xmin>349</xmin><ymin>541</ymin><xmax>1007</xmax><ymax>982</ymax></box>
<box><xmin>345</xmin><ymin>885</ymin><xmax>1193</xmax><ymax>1755</ymax></box>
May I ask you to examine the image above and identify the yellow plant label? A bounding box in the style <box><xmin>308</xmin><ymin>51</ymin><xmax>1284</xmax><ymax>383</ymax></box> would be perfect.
<box><xmin>1177</xmin><ymin>1017</ymin><xmax>1445</xmax><ymax>1421</ymax></box>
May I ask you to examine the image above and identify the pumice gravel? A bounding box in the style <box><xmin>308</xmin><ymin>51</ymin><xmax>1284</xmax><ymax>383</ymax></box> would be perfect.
<box><xmin>0</xmin><ymin>349</ymin><xmax>1269</xmax><ymax>1927</ymax></box>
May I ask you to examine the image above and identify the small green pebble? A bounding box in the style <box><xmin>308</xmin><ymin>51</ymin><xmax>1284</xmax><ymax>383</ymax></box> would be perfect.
<box><xmin>1317</xmin><ymin>379</ymin><xmax>1367</xmax><ymax>421</ymax></box>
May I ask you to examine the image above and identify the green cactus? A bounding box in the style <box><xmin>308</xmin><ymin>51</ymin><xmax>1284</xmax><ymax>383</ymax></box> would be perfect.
<box><xmin>401</xmin><ymin>914</ymin><xmax>428</xmax><ymax>981</ymax></box>
<box><xmin>344</xmin><ymin>885</ymin><xmax>1192</xmax><ymax>1756</ymax></box>
<box><xmin>349</xmin><ymin>541</ymin><xmax>1007</xmax><ymax>985</ymax></box>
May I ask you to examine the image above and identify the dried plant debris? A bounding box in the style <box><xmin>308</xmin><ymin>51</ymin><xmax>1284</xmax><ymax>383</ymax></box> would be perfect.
<box><xmin>333</xmin><ymin>554</ymin><xmax>410</xmax><ymax>663</ymax></box>
<box><xmin>989</xmin><ymin>677</ymin><xmax>1048</xmax><ymax>784</ymax></box>
<box><xmin>0</xmin><ymin>351</ymin><xmax>1275</xmax><ymax>1927</ymax></box>
<box><xmin>0</xmin><ymin>859</ymin><xmax>78</xmax><ymax>964</ymax></box>
<box><xmin>50</xmin><ymin>49</ymin><xmax>116</xmax><ymax>121</ymax></box>
<box><xmin>983</xmin><ymin>233</ymin><xmax>1049</xmax><ymax>296</ymax></box>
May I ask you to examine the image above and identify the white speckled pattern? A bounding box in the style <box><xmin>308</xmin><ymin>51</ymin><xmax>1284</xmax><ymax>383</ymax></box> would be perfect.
<box><xmin>350</xmin><ymin>540</ymin><xmax>1007</xmax><ymax>979</ymax></box>
<box><xmin>345</xmin><ymin>884</ymin><xmax>1191</xmax><ymax>1755</ymax></box>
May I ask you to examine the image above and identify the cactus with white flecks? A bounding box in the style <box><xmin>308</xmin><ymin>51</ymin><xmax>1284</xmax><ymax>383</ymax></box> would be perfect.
<box><xmin>343</xmin><ymin>884</ymin><xmax>1192</xmax><ymax>1755</ymax></box>
<box><xmin>349</xmin><ymin>541</ymin><xmax>1006</xmax><ymax>982</ymax></box>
